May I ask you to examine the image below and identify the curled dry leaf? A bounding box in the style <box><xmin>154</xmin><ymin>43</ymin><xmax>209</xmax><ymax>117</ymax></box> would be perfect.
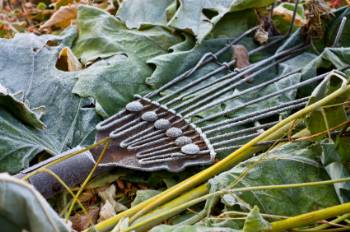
<box><xmin>56</xmin><ymin>47</ymin><xmax>82</xmax><ymax>72</ymax></box>
<box><xmin>304</xmin><ymin>0</ymin><xmax>333</xmax><ymax>38</ymax></box>
<box><xmin>232</xmin><ymin>45</ymin><xmax>250</xmax><ymax>70</ymax></box>
<box><xmin>99</xmin><ymin>201</ymin><xmax>116</xmax><ymax>222</ymax></box>
<box><xmin>78</xmin><ymin>189</ymin><xmax>96</xmax><ymax>203</ymax></box>
<box><xmin>254</xmin><ymin>26</ymin><xmax>269</xmax><ymax>44</ymax></box>
<box><xmin>71</xmin><ymin>206</ymin><xmax>99</xmax><ymax>231</ymax></box>
<box><xmin>111</xmin><ymin>217</ymin><xmax>129</xmax><ymax>232</ymax></box>
<box><xmin>329</xmin><ymin>0</ymin><xmax>350</xmax><ymax>8</ymax></box>
<box><xmin>97</xmin><ymin>185</ymin><xmax>128</xmax><ymax>222</ymax></box>
<box><xmin>40</xmin><ymin>4</ymin><xmax>78</xmax><ymax>30</ymax></box>
<box><xmin>0</xmin><ymin>84</ymin><xmax>45</xmax><ymax>129</ymax></box>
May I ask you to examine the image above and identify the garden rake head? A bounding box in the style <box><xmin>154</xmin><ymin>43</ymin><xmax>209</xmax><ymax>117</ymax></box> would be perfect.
<box><xmin>16</xmin><ymin>16</ymin><xmax>349</xmax><ymax>197</ymax></box>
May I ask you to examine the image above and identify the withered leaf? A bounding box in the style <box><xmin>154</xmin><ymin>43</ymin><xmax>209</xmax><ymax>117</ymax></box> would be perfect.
<box><xmin>71</xmin><ymin>206</ymin><xmax>99</xmax><ymax>231</ymax></box>
<box><xmin>40</xmin><ymin>4</ymin><xmax>78</xmax><ymax>30</ymax></box>
<box><xmin>232</xmin><ymin>44</ymin><xmax>250</xmax><ymax>70</ymax></box>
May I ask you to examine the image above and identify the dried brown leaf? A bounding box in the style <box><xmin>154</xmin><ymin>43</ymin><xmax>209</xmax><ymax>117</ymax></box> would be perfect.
<box><xmin>40</xmin><ymin>4</ymin><xmax>77</xmax><ymax>30</ymax></box>
<box><xmin>232</xmin><ymin>45</ymin><xmax>250</xmax><ymax>70</ymax></box>
<box><xmin>56</xmin><ymin>47</ymin><xmax>82</xmax><ymax>72</ymax></box>
<box><xmin>71</xmin><ymin>206</ymin><xmax>99</xmax><ymax>231</ymax></box>
<box><xmin>273</xmin><ymin>4</ymin><xmax>307</xmax><ymax>27</ymax></box>
<box><xmin>78</xmin><ymin>189</ymin><xmax>96</xmax><ymax>203</ymax></box>
<box><xmin>97</xmin><ymin>184</ymin><xmax>127</xmax><ymax>221</ymax></box>
<box><xmin>98</xmin><ymin>201</ymin><xmax>116</xmax><ymax>222</ymax></box>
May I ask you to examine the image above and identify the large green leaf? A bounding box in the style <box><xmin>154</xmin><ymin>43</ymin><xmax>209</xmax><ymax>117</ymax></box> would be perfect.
<box><xmin>0</xmin><ymin>109</ymin><xmax>57</xmax><ymax>173</ymax></box>
<box><xmin>208</xmin><ymin>142</ymin><xmax>339</xmax><ymax>218</ymax></box>
<box><xmin>131</xmin><ymin>189</ymin><xmax>161</xmax><ymax>207</ymax></box>
<box><xmin>222</xmin><ymin>52</ymin><xmax>317</xmax><ymax>118</ymax></box>
<box><xmin>0</xmin><ymin>84</ymin><xmax>45</xmax><ymax>129</ymax></box>
<box><xmin>242</xmin><ymin>206</ymin><xmax>271</xmax><ymax>232</ymax></box>
<box><xmin>0</xmin><ymin>33</ymin><xmax>99</xmax><ymax>173</ymax></box>
<box><xmin>302</xmin><ymin>47</ymin><xmax>350</xmax><ymax>80</ymax></box>
<box><xmin>73</xmin><ymin>54</ymin><xmax>152</xmax><ymax>116</ymax></box>
<box><xmin>321</xmin><ymin>7</ymin><xmax>350</xmax><ymax>48</ymax></box>
<box><xmin>168</xmin><ymin>0</ymin><xmax>274</xmax><ymax>42</ymax></box>
<box><xmin>116</xmin><ymin>0</ymin><xmax>272</xmax><ymax>42</ymax></box>
<box><xmin>302</xmin><ymin>46</ymin><xmax>350</xmax><ymax>136</ymax></box>
<box><xmin>320</xmin><ymin>139</ymin><xmax>350</xmax><ymax>203</ymax></box>
<box><xmin>73</xmin><ymin>5</ymin><xmax>182</xmax><ymax>65</ymax></box>
<box><xmin>146</xmin><ymin>38</ymin><xmax>230</xmax><ymax>89</ymax></box>
<box><xmin>146</xmin><ymin>9</ymin><xmax>258</xmax><ymax>89</ymax></box>
<box><xmin>305</xmin><ymin>71</ymin><xmax>349</xmax><ymax>136</ymax></box>
<box><xmin>0</xmin><ymin>173</ymin><xmax>70</xmax><ymax>232</ymax></box>
<box><xmin>116</xmin><ymin>0</ymin><xmax>174</xmax><ymax>29</ymax></box>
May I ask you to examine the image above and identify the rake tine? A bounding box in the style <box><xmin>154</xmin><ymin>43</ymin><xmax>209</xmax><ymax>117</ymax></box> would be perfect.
<box><xmin>287</xmin><ymin>0</ymin><xmax>300</xmax><ymax>35</ymax></box>
<box><xmin>146</xmin><ymin>26</ymin><xmax>259</xmax><ymax>99</ymax></box>
<box><xmin>160</xmin><ymin>37</ymin><xmax>287</xmax><ymax>105</ymax></box>
<box><xmin>96</xmin><ymin>111</ymin><xmax>131</xmax><ymax>131</ymax></box>
<box><xmin>131</xmin><ymin>136</ymin><xmax>176</xmax><ymax>152</ymax></box>
<box><xmin>184</xmin><ymin>68</ymin><xmax>302</xmax><ymax>118</ymax></box>
<box><xmin>171</xmin><ymin>44</ymin><xmax>307</xmax><ymax>111</ymax></box>
<box><xmin>333</xmin><ymin>17</ymin><xmax>347</xmax><ymax>47</ymax></box>
<box><xmin>136</xmin><ymin>142</ymin><xmax>177</xmax><ymax>158</ymax></box>
<box><xmin>203</xmin><ymin>98</ymin><xmax>309</xmax><ymax>133</ymax></box>
<box><xmin>213</xmin><ymin>26</ymin><xmax>260</xmax><ymax>58</ymax></box>
<box><xmin>158</xmin><ymin>61</ymin><xmax>234</xmax><ymax>104</ymax></box>
<box><xmin>212</xmin><ymin>132</ymin><xmax>262</xmax><ymax>148</ymax></box>
<box><xmin>195</xmin><ymin>71</ymin><xmax>326</xmax><ymax>124</ymax></box>
<box><xmin>209</xmin><ymin>121</ymin><xmax>279</xmax><ymax>142</ymax></box>
<box><xmin>137</xmin><ymin>147</ymin><xmax>180</xmax><ymax>159</ymax></box>
<box><xmin>214</xmin><ymin>130</ymin><xmax>350</xmax><ymax>153</ymax></box>
<box><xmin>181</xmin><ymin>56</ymin><xmax>302</xmax><ymax>116</ymax></box>
<box><xmin>138</xmin><ymin>153</ymin><xmax>189</xmax><ymax>165</ymax></box>
<box><xmin>127</xmin><ymin>133</ymin><xmax>165</xmax><ymax>149</ymax></box>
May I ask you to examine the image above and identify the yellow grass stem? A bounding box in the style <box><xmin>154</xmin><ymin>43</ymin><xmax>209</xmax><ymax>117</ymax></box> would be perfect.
<box><xmin>65</xmin><ymin>140</ymin><xmax>110</xmax><ymax>220</ymax></box>
<box><xmin>270</xmin><ymin>203</ymin><xmax>350</xmax><ymax>232</ymax></box>
<box><xmin>125</xmin><ymin>177</ymin><xmax>350</xmax><ymax>232</ymax></box>
<box><xmin>40</xmin><ymin>168</ymin><xmax>94</xmax><ymax>225</ymax></box>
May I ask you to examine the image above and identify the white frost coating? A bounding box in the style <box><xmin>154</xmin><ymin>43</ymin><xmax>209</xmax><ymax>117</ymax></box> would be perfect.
<box><xmin>175</xmin><ymin>136</ymin><xmax>192</xmax><ymax>146</ymax></box>
<box><xmin>126</xmin><ymin>101</ymin><xmax>144</xmax><ymax>112</ymax></box>
<box><xmin>181</xmin><ymin>143</ymin><xmax>200</xmax><ymax>155</ymax></box>
<box><xmin>141</xmin><ymin>111</ymin><xmax>158</xmax><ymax>122</ymax></box>
<box><xmin>154</xmin><ymin>119</ymin><xmax>171</xmax><ymax>130</ymax></box>
<box><xmin>165</xmin><ymin>127</ymin><xmax>183</xmax><ymax>138</ymax></box>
